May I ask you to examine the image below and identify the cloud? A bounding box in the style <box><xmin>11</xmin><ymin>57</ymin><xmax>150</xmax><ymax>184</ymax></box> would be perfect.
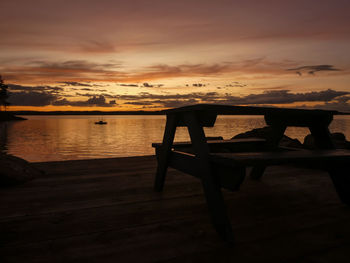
<box><xmin>225</xmin><ymin>82</ymin><xmax>247</xmax><ymax>88</ymax></box>
<box><xmin>86</xmin><ymin>95</ymin><xmax>108</xmax><ymax>105</ymax></box>
<box><xmin>78</xmin><ymin>40</ymin><xmax>117</xmax><ymax>53</ymax></box>
<box><xmin>143</xmin><ymin>82</ymin><xmax>153</xmax><ymax>87</ymax></box>
<box><xmin>2</xmin><ymin>60</ymin><xmax>123</xmax><ymax>83</ymax></box>
<box><xmin>8</xmin><ymin>91</ymin><xmax>58</xmax><ymax>106</ymax></box>
<box><xmin>80</xmin><ymin>88</ymin><xmax>94</xmax><ymax>91</ymax></box>
<box><xmin>299</xmin><ymin>97</ymin><xmax>350</xmax><ymax>113</ymax></box>
<box><xmin>250</xmin><ymin>85</ymin><xmax>288</xmax><ymax>91</ymax></box>
<box><xmin>59</xmin><ymin>81</ymin><xmax>94</xmax><ymax>87</ymax></box>
<box><xmin>8</xmin><ymin>84</ymin><xmax>63</xmax><ymax>92</ymax></box>
<box><xmin>121</xmin><ymin>59</ymin><xmax>304</xmax><ymax>82</ymax></box>
<box><xmin>6</xmin><ymin>85</ymin><xmax>349</xmax><ymax>110</ymax></box>
<box><xmin>8</xmin><ymin>89</ymin><xmax>116</xmax><ymax>107</ymax></box>
<box><xmin>225</xmin><ymin>89</ymin><xmax>348</xmax><ymax>105</ymax></box>
<box><xmin>119</xmin><ymin>83</ymin><xmax>139</xmax><ymax>87</ymax></box>
<box><xmin>1</xmin><ymin>61</ymin><xmax>231</xmax><ymax>84</ymax></box>
<box><xmin>115</xmin><ymin>89</ymin><xmax>350</xmax><ymax>108</ymax></box>
<box><xmin>2</xmin><ymin>58</ymin><xmax>348</xmax><ymax>85</ymax></box>
<box><xmin>140</xmin><ymin>82</ymin><xmax>164</xmax><ymax>88</ymax></box>
<box><xmin>124</xmin><ymin>99</ymin><xmax>199</xmax><ymax>108</ymax></box>
<box><xmin>192</xmin><ymin>83</ymin><xmax>206</xmax><ymax>87</ymax></box>
<box><xmin>53</xmin><ymin>95</ymin><xmax>115</xmax><ymax>107</ymax></box>
<box><xmin>124</xmin><ymin>101</ymin><xmax>154</xmax><ymax>106</ymax></box>
<box><xmin>1</xmin><ymin>0</ymin><xmax>350</xmax><ymax>54</ymax></box>
<box><xmin>287</xmin><ymin>65</ymin><xmax>341</xmax><ymax>76</ymax></box>
<box><xmin>30</xmin><ymin>60</ymin><xmax>119</xmax><ymax>70</ymax></box>
<box><xmin>200</xmin><ymin>89</ymin><xmax>348</xmax><ymax>106</ymax></box>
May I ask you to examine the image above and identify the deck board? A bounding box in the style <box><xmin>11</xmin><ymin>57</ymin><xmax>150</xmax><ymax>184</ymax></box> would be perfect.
<box><xmin>1</xmin><ymin>155</ymin><xmax>350</xmax><ymax>262</ymax></box>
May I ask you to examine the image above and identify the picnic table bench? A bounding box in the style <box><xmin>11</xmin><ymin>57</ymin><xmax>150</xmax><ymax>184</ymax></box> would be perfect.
<box><xmin>152</xmin><ymin>104</ymin><xmax>350</xmax><ymax>243</ymax></box>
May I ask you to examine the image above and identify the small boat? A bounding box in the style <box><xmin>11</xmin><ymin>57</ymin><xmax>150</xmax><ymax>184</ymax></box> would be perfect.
<box><xmin>95</xmin><ymin>120</ymin><xmax>107</xmax><ymax>125</ymax></box>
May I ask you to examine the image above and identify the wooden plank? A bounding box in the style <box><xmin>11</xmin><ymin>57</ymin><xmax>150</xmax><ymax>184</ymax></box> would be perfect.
<box><xmin>265</xmin><ymin>111</ymin><xmax>333</xmax><ymax>127</ymax></box>
<box><xmin>2</xmin><ymin>157</ymin><xmax>350</xmax><ymax>262</ymax></box>
<box><xmin>327</xmin><ymin>164</ymin><xmax>350</xmax><ymax>205</ymax></box>
<box><xmin>176</xmin><ymin>111</ymin><xmax>217</xmax><ymax>127</ymax></box>
<box><xmin>2</xmin><ymin>201</ymin><xmax>350</xmax><ymax>263</ymax></box>
<box><xmin>184</xmin><ymin>112</ymin><xmax>234</xmax><ymax>242</ymax></box>
<box><xmin>210</xmin><ymin>149</ymin><xmax>350</xmax><ymax>167</ymax></box>
<box><xmin>0</xmin><ymin>172</ymin><xmax>202</xmax><ymax>218</ymax></box>
<box><xmin>163</xmin><ymin>104</ymin><xmax>338</xmax><ymax>116</ymax></box>
<box><xmin>154</xmin><ymin>138</ymin><xmax>267</xmax><ymax>156</ymax></box>
<box><xmin>154</xmin><ymin>114</ymin><xmax>178</xmax><ymax>191</ymax></box>
<box><xmin>152</xmin><ymin>138</ymin><xmax>266</xmax><ymax>150</ymax></box>
<box><xmin>162</xmin><ymin>216</ymin><xmax>350</xmax><ymax>263</ymax></box>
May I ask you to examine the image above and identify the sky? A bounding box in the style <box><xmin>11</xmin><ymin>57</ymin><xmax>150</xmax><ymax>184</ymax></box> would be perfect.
<box><xmin>1</xmin><ymin>0</ymin><xmax>350</xmax><ymax>111</ymax></box>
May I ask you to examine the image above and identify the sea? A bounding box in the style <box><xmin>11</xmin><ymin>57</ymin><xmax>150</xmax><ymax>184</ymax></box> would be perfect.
<box><xmin>1</xmin><ymin>115</ymin><xmax>350</xmax><ymax>162</ymax></box>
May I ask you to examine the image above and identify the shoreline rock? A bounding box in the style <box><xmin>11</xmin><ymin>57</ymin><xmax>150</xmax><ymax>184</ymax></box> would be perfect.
<box><xmin>303</xmin><ymin>132</ymin><xmax>350</xmax><ymax>149</ymax></box>
<box><xmin>0</xmin><ymin>154</ymin><xmax>43</xmax><ymax>187</ymax></box>
<box><xmin>233</xmin><ymin>126</ymin><xmax>350</xmax><ymax>150</ymax></box>
<box><xmin>0</xmin><ymin>112</ymin><xmax>27</xmax><ymax>122</ymax></box>
<box><xmin>232</xmin><ymin>126</ymin><xmax>304</xmax><ymax>148</ymax></box>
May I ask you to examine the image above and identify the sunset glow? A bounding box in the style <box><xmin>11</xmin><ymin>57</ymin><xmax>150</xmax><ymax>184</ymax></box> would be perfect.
<box><xmin>1</xmin><ymin>0</ymin><xmax>350</xmax><ymax>111</ymax></box>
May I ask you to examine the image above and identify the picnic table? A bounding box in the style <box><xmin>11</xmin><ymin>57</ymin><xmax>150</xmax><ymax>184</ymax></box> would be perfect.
<box><xmin>152</xmin><ymin>104</ymin><xmax>350</xmax><ymax>243</ymax></box>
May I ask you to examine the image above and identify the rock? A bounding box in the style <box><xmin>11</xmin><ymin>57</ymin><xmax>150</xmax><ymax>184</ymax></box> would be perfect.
<box><xmin>0</xmin><ymin>154</ymin><xmax>43</xmax><ymax>187</ymax></box>
<box><xmin>0</xmin><ymin>112</ymin><xmax>26</xmax><ymax>122</ymax></box>
<box><xmin>279</xmin><ymin>136</ymin><xmax>304</xmax><ymax>148</ymax></box>
<box><xmin>206</xmin><ymin>136</ymin><xmax>224</xmax><ymax>141</ymax></box>
<box><xmin>232</xmin><ymin>126</ymin><xmax>303</xmax><ymax>148</ymax></box>
<box><xmin>303</xmin><ymin>134</ymin><xmax>315</xmax><ymax>149</ymax></box>
<box><xmin>331</xmin><ymin>132</ymin><xmax>346</xmax><ymax>141</ymax></box>
<box><xmin>233</xmin><ymin>126</ymin><xmax>273</xmax><ymax>140</ymax></box>
<box><xmin>303</xmin><ymin>132</ymin><xmax>350</xmax><ymax>149</ymax></box>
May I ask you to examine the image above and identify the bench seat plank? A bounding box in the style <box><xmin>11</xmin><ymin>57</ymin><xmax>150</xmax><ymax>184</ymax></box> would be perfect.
<box><xmin>152</xmin><ymin>138</ymin><xmax>266</xmax><ymax>148</ymax></box>
<box><xmin>153</xmin><ymin>138</ymin><xmax>267</xmax><ymax>153</ymax></box>
<box><xmin>210</xmin><ymin>149</ymin><xmax>350</xmax><ymax>167</ymax></box>
<box><xmin>166</xmin><ymin>150</ymin><xmax>245</xmax><ymax>191</ymax></box>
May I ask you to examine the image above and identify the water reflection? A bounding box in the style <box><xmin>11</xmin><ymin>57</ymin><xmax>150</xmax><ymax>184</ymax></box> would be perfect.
<box><xmin>4</xmin><ymin>115</ymin><xmax>350</xmax><ymax>162</ymax></box>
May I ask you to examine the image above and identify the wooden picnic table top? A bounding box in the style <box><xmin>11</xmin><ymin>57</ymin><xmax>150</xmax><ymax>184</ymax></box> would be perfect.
<box><xmin>162</xmin><ymin>104</ymin><xmax>338</xmax><ymax>128</ymax></box>
<box><xmin>163</xmin><ymin>104</ymin><xmax>339</xmax><ymax>116</ymax></box>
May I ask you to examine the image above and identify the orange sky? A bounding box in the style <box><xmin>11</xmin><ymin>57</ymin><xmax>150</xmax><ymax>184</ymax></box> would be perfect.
<box><xmin>1</xmin><ymin>0</ymin><xmax>350</xmax><ymax>111</ymax></box>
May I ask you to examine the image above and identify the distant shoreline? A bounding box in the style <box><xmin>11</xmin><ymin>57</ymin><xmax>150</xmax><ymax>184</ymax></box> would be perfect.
<box><xmin>9</xmin><ymin>111</ymin><xmax>165</xmax><ymax>116</ymax></box>
<box><xmin>8</xmin><ymin>110</ymin><xmax>350</xmax><ymax>116</ymax></box>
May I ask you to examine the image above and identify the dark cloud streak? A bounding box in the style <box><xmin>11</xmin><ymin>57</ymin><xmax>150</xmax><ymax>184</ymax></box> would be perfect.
<box><xmin>6</xmin><ymin>86</ymin><xmax>349</xmax><ymax>110</ymax></box>
<box><xmin>53</xmin><ymin>95</ymin><xmax>115</xmax><ymax>107</ymax></box>
<box><xmin>287</xmin><ymin>65</ymin><xmax>341</xmax><ymax>76</ymax></box>
<box><xmin>118</xmin><ymin>89</ymin><xmax>349</xmax><ymax>108</ymax></box>
<box><xmin>8</xmin><ymin>84</ymin><xmax>63</xmax><ymax>92</ymax></box>
<box><xmin>8</xmin><ymin>91</ymin><xmax>58</xmax><ymax>106</ymax></box>
<box><xmin>59</xmin><ymin>81</ymin><xmax>93</xmax><ymax>87</ymax></box>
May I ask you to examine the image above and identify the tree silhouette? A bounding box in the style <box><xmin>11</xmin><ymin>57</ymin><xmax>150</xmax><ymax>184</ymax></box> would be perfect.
<box><xmin>0</xmin><ymin>75</ymin><xmax>10</xmax><ymax>111</ymax></box>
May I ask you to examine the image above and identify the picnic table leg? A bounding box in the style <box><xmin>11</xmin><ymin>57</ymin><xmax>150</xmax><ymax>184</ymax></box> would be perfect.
<box><xmin>327</xmin><ymin>163</ymin><xmax>350</xmax><ymax>205</ymax></box>
<box><xmin>250</xmin><ymin>165</ymin><xmax>266</xmax><ymax>180</ymax></box>
<box><xmin>185</xmin><ymin>112</ymin><xmax>234</xmax><ymax>243</ymax></box>
<box><xmin>250</xmin><ymin>125</ymin><xmax>286</xmax><ymax>180</ymax></box>
<box><xmin>309</xmin><ymin>125</ymin><xmax>350</xmax><ymax>205</ymax></box>
<box><xmin>309</xmin><ymin>124</ymin><xmax>334</xmax><ymax>149</ymax></box>
<box><xmin>154</xmin><ymin>114</ymin><xmax>178</xmax><ymax>192</ymax></box>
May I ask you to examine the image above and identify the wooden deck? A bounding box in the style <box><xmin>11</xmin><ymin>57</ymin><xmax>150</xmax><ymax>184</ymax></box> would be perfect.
<box><xmin>1</xmin><ymin>156</ymin><xmax>350</xmax><ymax>262</ymax></box>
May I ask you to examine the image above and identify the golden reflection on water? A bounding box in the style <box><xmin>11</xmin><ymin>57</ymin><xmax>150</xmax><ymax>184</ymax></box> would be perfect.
<box><xmin>2</xmin><ymin>115</ymin><xmax>350</xmax><ymax>162</ymax></box>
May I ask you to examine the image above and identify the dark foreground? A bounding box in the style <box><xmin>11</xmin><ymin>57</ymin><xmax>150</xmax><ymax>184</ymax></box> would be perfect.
<box><xmin>1</xmin><ymin>156</ymin><xmax>350</xmax><ymax>262</ymax></box>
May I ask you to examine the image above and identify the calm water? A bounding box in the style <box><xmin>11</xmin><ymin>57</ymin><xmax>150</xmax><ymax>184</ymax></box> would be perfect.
<box><xmin>1</xmin><ymin>115</ymin><xmax>350</xmax><ymax>162</ymax></box>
